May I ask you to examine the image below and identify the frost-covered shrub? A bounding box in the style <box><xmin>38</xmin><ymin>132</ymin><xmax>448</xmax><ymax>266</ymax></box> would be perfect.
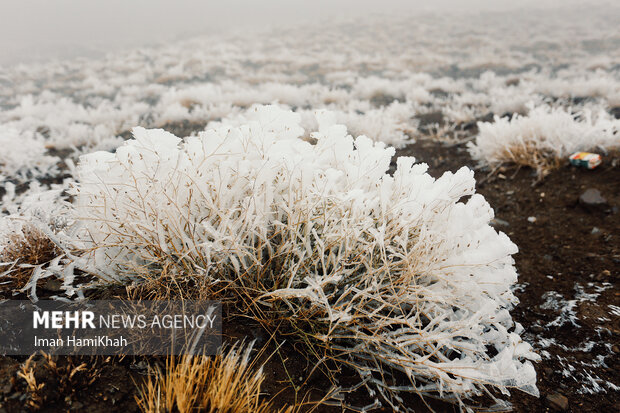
<box><xmin>0</xmin><ymin>126</ymin><xmax>59</xmax><ymax>182</ymax></box>
<box><xmin>332</xmin><ymin>101</ymin><xmax>415</xmax><ymax>147</ymax></box>
<box><xmin>0</xmin><ymin>182</ymin><xmax>75</xmax><ymax>300</ymax></box>
<box><xmin>208</xmin><ymin>102</ymin><xmax>415</xmax><ymax>147</ymax></box>
<box><xmin>1</xmin><ymin>94</ymin><xmax>141</xmax><ymax>154</ymax></box>
<box><xmin>533</xmin><ymin>70</ymin><xmax>620</xmax><ymax>102</ymax></box>
<box><xmin>468</xmin><ymin>104</ymin><xmax>620</xmax><ymax>176</ymax></box>
<box><xmin>75</xmin><ymin>105</ymin><xmax>537</xmax><ymax>409</ymax></box>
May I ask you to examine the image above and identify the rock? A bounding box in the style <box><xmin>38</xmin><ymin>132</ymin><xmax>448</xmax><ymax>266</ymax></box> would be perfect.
<box><xmin>370</xmin><ymin>92</ymin><xmax>400</xmax><ymax>108</ymax></box>
<box><xmin>595</xmin><ymin>270</ymin><xmax>611</xmax><ymax>281</ymax></box>
<box><xmin>591</xmin><ymin>227</ymin><xmax>601</xmax><ymax>235</ymax></box>
<box><xmin>415</xmin><ymin>111</ymin><xmax>444</xmax><ymax>128</ymax></box>
<box><xmin>530</xmin><ymin>325</ymin><xmax>544</xmax><ymax>333</ymax></box>
<box><xmin>250</xmin><ymin>326</ymin><xmax>265</xmax><ymax>346</ymax></box>
<box><xmin>429</xmin><ymin>88</ymin><xmax>449</xmax><ymax>98</ymax></box>
<box><xmin>546</xmin><ymin>392</ymin><xmax>569</xmax><ymax>411</ymax></box>
<box><xmin>579</xmin><ymin>188</ymin><xmax>607</xmax><ymax>209</ymax></box>
<box><xmin>527</xmin><ymin>216</ymin><xmax>537</xmax><ymax>223</ymax></box>
<box><xmin>130</xmin><ymin>360</ymin><xmax>149</xmax><ymax>373</ymax></box>
<box><xmin>479</xmin><ymin>112</ymin><xmax>495</xmax><ymax>123</ymax></box>
<box><xmin>42</xmin><ymin>278</ymin><xmax>63</xmax><ymax>292</ymax></box>
<box><xmin>490</xmin><ymin>218</ymin><xmax>510</xmax><ymax>228</ymax></box>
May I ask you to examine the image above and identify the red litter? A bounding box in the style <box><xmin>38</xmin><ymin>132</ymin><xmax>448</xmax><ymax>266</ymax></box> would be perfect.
<box><xmin>569</xmin><ymin>152</ymin><xmax>602</xmax><ymax>169</ymax></box>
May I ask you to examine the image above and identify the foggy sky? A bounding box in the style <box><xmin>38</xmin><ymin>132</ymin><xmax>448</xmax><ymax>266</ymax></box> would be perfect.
<box><xmin>0</xmin><ymin>0</ymin><xmax>599</xmax><ymax>65</ymax></box>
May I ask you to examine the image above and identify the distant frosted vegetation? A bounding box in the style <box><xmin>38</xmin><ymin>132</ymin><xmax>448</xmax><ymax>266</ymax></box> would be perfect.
<box><xmin>0</xmin><ymin>4</ymin><xmax>619</xmax><ymax>188</ymax></box>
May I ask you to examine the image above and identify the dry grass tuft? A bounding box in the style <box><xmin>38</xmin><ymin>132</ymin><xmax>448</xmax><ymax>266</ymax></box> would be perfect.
<box><xmin>0</xmin><ymin>225</ymin><xmax>60</xmax><ymax>296</ymax></box>
<box><xmin>0</xmin><ymin>226</ymin><xmax>58</xmax><ymax>265</ymax></box>
<box><xmin>124</xmin><ymin>268</ymin><xmax>234</xmax><ymax>302</ymax></box>
<box><xmin>135</xmin><ymin>342</ymin><xmax>283</xmax><ymax>413</ymax></box>
<box><xmin>17</xmin><ymin>353</ymin><xmax>101</xmax><ymax>410</ymax></box>
<box><xmin>17</xmin><ymin>355</ymin><xmax>45</xmax><ymax>409</ymax></box>
<box><xmin>496</xmin><ymin>142</ymin><xmax>563</xmax><ymax>179</ymax></box>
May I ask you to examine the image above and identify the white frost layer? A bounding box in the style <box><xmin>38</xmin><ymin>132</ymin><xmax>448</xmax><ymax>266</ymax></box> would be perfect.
<box><xmin>75</xmin><ymin>105</ymin><xmax>538</xmax><ymax>404</ymax></box>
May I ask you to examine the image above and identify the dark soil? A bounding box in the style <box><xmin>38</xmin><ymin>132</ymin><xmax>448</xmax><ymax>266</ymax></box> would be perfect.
<box><xmin>1</xmin><ymin>130</ymin><xmax>618</xmax><ymax>412</ymax></box>
<box><xmin>0</xmin><ymin>354</ymin><xmax>141</xmax><ymax>413</ymax></box>
<box><xmin>396</xmin><ymin>139</ymin><xmax>620</xmax><ymax>413</ymax></box>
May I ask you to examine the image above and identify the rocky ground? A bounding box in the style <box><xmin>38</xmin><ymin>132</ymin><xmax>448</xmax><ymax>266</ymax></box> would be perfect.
<box><xmin>398</xmin><ymin>137</ymin><xmax>619</xmax><ymax>413</ymax></box>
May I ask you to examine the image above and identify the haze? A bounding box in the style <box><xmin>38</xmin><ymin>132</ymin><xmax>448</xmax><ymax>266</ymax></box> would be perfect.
<box><xmin>0</xmin><ymin>0</ymin><xmax>604</xmax><ymax>65</ymax></box>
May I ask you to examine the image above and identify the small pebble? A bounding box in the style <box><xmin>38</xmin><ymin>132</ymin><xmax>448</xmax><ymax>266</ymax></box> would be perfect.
<box><xmin>527</xmin><ymin>216</ymin><xmax>537</xmax><ymax>223</ymax></box>
<box><xmin>70</xmin><ymin>402</ymin><xmax>84</xmax><ymax>411</ymax></box>
<box><xmin>530</xmin><ymin>325</ymin><xmax>544</xmax><ymax>333</ymax></box>
<box><xmin>546</xmin><ymin>392</ymin><xmax>569</xmax><ymax>411</ymax></box>
<box><xmin>579</xmin><ymin>188</ymin><xmax>607</xmax><ymax>208</ymax></box>
<box><xmin>490</xmin><ymin>218</ymin><xmax>510</xmax><ymax>227</ymax></box>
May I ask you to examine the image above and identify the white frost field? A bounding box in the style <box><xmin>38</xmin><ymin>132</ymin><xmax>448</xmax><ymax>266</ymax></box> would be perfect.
<box><xmin>1</xmin><ymin>4</ymin><xmax>619</xmax><ymax>189</ymax></box>
<box><xmin>1</xmin><ymin>2</ymin><xmax>619</xmax><ymax>410</ymax></box>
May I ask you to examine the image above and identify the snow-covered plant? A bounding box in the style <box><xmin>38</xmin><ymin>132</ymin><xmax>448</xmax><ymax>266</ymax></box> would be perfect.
<box><xmin>468</xmin><ymin>104</ymin><xmax>620</xmax><ymax>176</ymax></box>
<box><xmin>0</xmin><ymin>181</ymin><xmax>77</xmax><ymax>300</ymax></box>
<box><xmin>0</xmin><ymin>126</ymin><xmax>59</xmax><ymax>182</ymax></box>
<box><xmin>329</xmin><ymin>101</ymin><xmax>415</xmax><ymax>147</ymax></box>
<box><xmin>1</xmin><ymin>94</ymin><xmax>141</xmax><ymax>152</ymax></box>
<box><xmin>74</xmin><ymin>105</ymin><xmax>538</xmax><ymax>409</ymax></box>
<box><xmin>207</xmin><ymin>102</ymin><xmax>415</xmax><ymax>147</ymax></box>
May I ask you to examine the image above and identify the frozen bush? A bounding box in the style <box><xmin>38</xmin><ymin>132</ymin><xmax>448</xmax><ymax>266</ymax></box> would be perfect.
<box><xmin>0</xmin><ymin>181</ymin><xmax>75</xmax><ymax>300</ymax></box>
<box><xmin>468</xmin><ymin>104</ymin><xmax>620</xmax><ymax>176</ymax></box>
<box><xmin>0</xmin><ymin>126</ymin><xmax>59</xmax><ymax>182</ymax></box>
<box><xmin>334</xmin><ymin>101</ymin><xmax>415</xmax><ymax>147</ymax></box>
<box><xmin>75</xmin><ymin>105</ymin><xmax>537</xmax><ymax>409</ymax></box>
<box><xmin>1</xmin><ymin>94</ymin><xmax>142</xmax><ymax>152</ymax></box>
<box><xmin>209</xmin><ymin>102</ymin><xmax>415</xmax><ymax>147</ymax></box>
